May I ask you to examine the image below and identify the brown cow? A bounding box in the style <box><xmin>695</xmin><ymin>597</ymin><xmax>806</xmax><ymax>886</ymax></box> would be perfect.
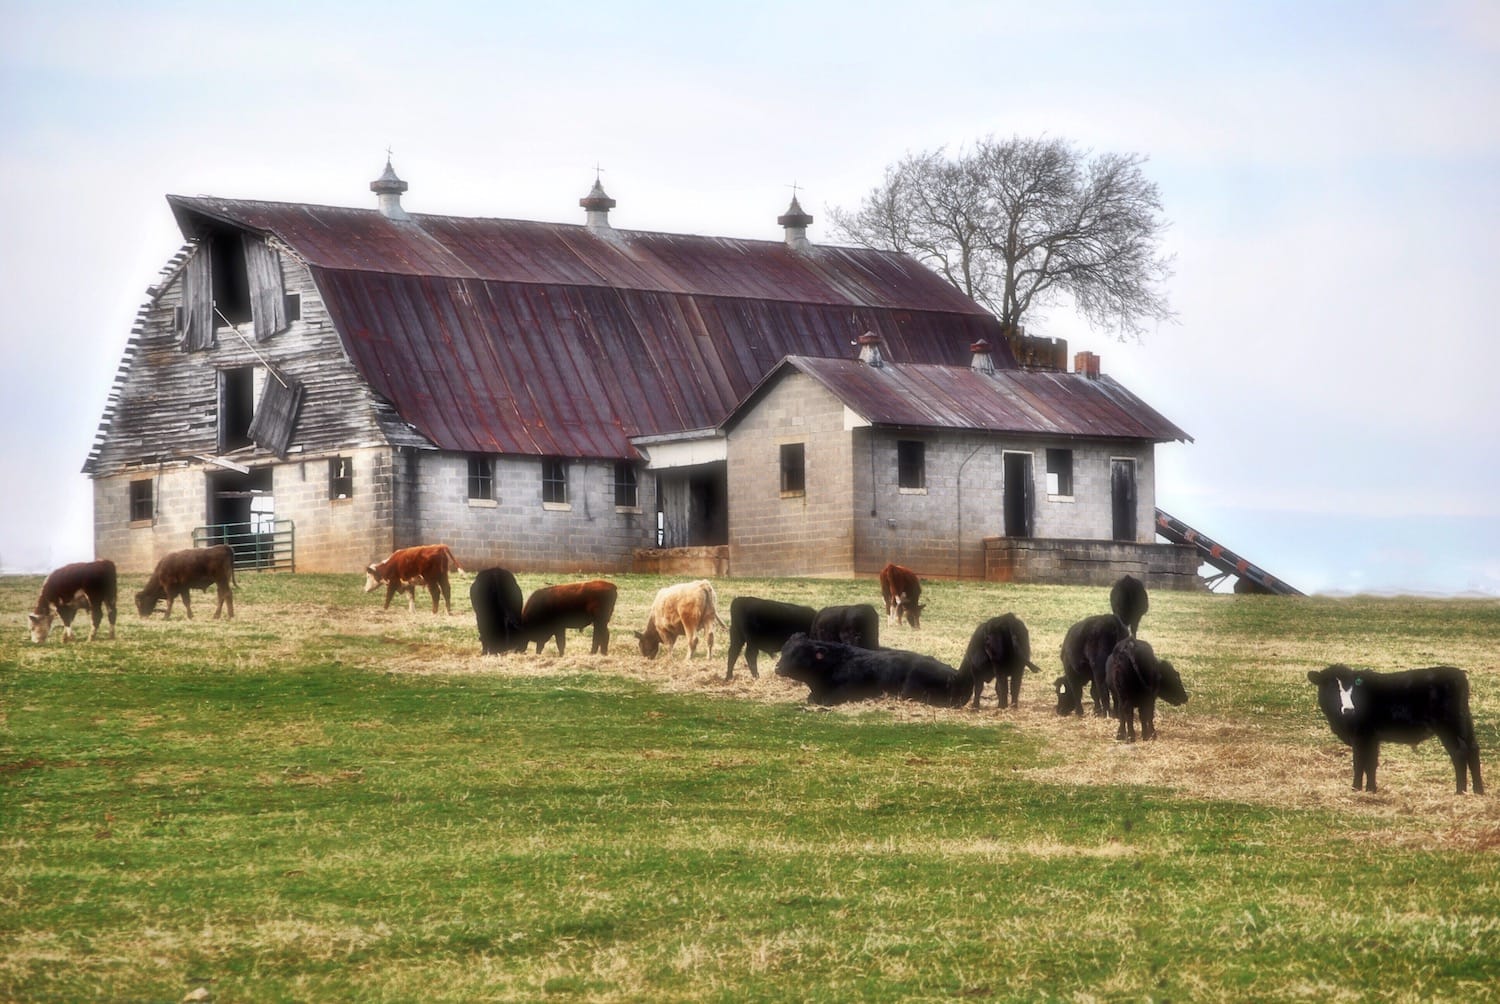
<box><xmin>29</xmin><ymin>559</ymin><xmax>118</xmax><ymax>643</ymax></box>
<box><xmin>520</xmin><ymin>579</ymin><xmax>618</xmax><ymax>655</ymax></box>
<box><xmin>136</xmin><ymin>545</ymin><xmax>237</xmax><ymax>620</ymax></box>
<box><xmin>879</xmin><ymin>562</ymin><xmax>923</xmax><ymax>629</ymax></box>
<box><xmin>636</xmin><ymin>579</ymin><xmax>726</xmax><ymax>660</ymax></box>
<box><xmin>364</xmin><ymin>544</ymin><xmax>463</xmax><ymax>613</ymax></box>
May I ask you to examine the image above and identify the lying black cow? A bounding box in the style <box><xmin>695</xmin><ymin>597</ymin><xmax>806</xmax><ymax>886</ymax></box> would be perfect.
<box><xmin>1106</xmin><ymin>637</ymin><xmax>1187</xmax><ymax>742</ymax></box>
<box><xmin>960</xmin><ymin>613</ymin><xmax>1041</xmax><ymax>709</ymax></box>
<box><xmin>775</xmin><ymin>633</ymin><xmax>968</xmax><ymax>707</ymax></box>
<box><xmin>1110</xmin><ymin>574</ymin><xmax>1149</xmax><ymax>638</ymax></box>
<box><xmin>471</xmin><ymin>566</ymin><xmax>525</xmax><ymax>655</ymax></box>
<box><xmin>1307</xmin><ymin>665</ymin><xmax>1483</xmax><ymax>795</ymax></box>
<box><xmin>725</xmin><ymin>595</ymin><xmax>817</xmax><ymax>680</ymax></box>
<box><xmin>1056</xmin><ymin>614</ymin><xmax>1129</xmax><ymax>717</ymax></box>
<box><xmin>809</xmin><ymin>603</ymin><xmax>880</xmax><ymax>650</ymax></box>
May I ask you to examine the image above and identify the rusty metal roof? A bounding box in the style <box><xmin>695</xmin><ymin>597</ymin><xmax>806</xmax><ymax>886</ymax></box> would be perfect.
<box><xmin>726</xmin><ymin>356</ymin><xmax>1191</xmax><ymax>443</ymax></box>
<box><xmin>168</xmin><ymin>195</ymin><xmax>1014</xmax><ymax>458</ymax></box>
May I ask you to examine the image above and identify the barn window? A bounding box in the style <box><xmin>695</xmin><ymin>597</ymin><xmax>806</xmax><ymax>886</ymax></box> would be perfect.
<box><xmin>467</xmin><ymin>456</ymin><xmax>494</xmax><ymax>502</ymax></box>
<box><xmin>1047</xmin><ymin>448</ymin><xmax>1074</xmax><ymax>498</ymax></box>
<box><xmin>780</xmin><ymin>443</ymin><xmax>805</xmax><ymax>496</ymax></box>
<box><xmin>542</xmin><ymin>459</ymin><xmax>569</xmax><ymax>506</ymax></box>
<box><xmin>219</xmin><ymin>366</ymin><xmax>256</xmax><ymax>452</ymax></box>
<box><xmin>897</xmin><ymin>440</ymin><xmax>926</xmax><ymax>492</ymax></box>
<box><xmin>329</xmin><ymin>456</ymin><xmax>353</xmax><ymax>500</ymax></box>
<box><xmin>129</xmin><ymin>479</ymin><xmax>153</xmax><ymax>523</ymax></box>
<box><xmin>209</xmin><ymin>231</ymin><xmax>253</xmax><ymax>326</ymax></box>
<box><xmin>613</xmin><ymin>462</ymin><xmax>639</xmax><ymax>510</ymax></box>
<box><xmin>284</xmin><ymin>291</ymin><xmax>302</xmax><ymax>323</ymax></box>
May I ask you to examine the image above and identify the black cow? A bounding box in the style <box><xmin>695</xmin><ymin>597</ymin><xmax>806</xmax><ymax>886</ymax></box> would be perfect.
<box><xmin>809</xmin><ymin>603</ymin><xmax>880</xmax><ymax>650</ymax></box>
<box><xmin>725</xmin><ymin>596</ymin><xmax>817</xmax><ymax>680</ymax></box>
<box><xmin>1056</xmin><ymin>614</ymin><xmax>1129</xmax><ymax>717</ymax></box>
<box><xmin>960</xmin><ymin>614</ymin><xmax>1041</xmax><ymax>709</ymax></box>
<box><xmin>1307</xmin><ymin>665</ymin><xmax>1483</xmax><ymax>795</ymax></box>
<box><xmin>471</xmin><ymin>566</ymin><xmax>525</xmax><ymax>655</ymax></box>
<box><xmin>1105</xmin><ymin>637</ymin><xmax>1188</xmax><ymax>742</ymax></box>
<box><xmin>775</xmin><ymin>633</ymin><xmax>969</xmax><ymax>707</ymax></box>
<box><xmin>1110</xmin><ymin>574</ymin><xmax>1149</xmax><ymax>638</ymax></box>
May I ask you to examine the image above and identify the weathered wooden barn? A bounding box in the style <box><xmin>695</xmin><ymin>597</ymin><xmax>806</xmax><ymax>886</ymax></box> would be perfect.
<box><xmin>85</xmin><ymin>162</ymin><xmax>1195</xmax><ymax>584</ymax></box>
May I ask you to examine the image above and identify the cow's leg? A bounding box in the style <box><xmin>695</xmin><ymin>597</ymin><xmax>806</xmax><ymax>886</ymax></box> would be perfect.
<box><xmin>744</xmin><ymin>645</ymin><xmax>758</xmax><ymax>679</ymax></box>
<box><xmin>428</xmin><ymin>582</ymin><xmax>440</xmax><ymax>614</ymax></box>
<box><xmin>1437</xmin><ymin>729</ymin><xmax>1481</xmax><ymax>794</ymax></box>
<box><xmin>88</xmin><ymin>602</ymin><xmax>104</xmax><ymax>641</ymax></box>
<box><xmin>726</xmin><ymin>630</ymin><xmax>745</xmax><ymax>680</ymax></box>
<box><xmin>178</xmin><ymin>590</ymin><xmax>193</xmax><ymax>620</ymax></box>
<box><xmin>1141</xmin><ymin>698</ymin><xmax>1157</xmax><ymax>741</ymax></box>
<box><xmin>440</xmin><ymin>579</ymin><xmax>452</xmax><ymax>615</ymax></box>
<box><xmin>213</xmin><ymin>585</ymin><xmax>226</xmax><ymax>620</ymax></box>
<box><xmin>1353</xmin><ymin>740</ymin><xmax>1378</xmax><ymax>792</ymax></box>
<box><xmin>1116</xmin><ymin>702</ymin><xmax>1133</xmax><ymax>742</ymax></box>
<box><xmin>1009</xmin><ymin>671</ymin><xmax>1023</xmax><ymax>709</ymax></box>
<box><xmin>384</xmin><ymin>583</ymin><xmax>397</xmax><ymax>610</ymax></box>
<box><xmin>970</xmin><ymin>678</ymin><xmax>984</xmax><ymax>709</ymax></box>
<box><xmin>224</xmin><ymin>584</ymin><xmax>234</xmax><ymax>620</ymax></box>
<box><xmin>593</xmin><ymin>622</ymin><xmax>608</xmax><ymax>656</ymax></box>
<box><xmin>555</xmin><ymin>630</ymin><xmax>566</xmax><ymax>656</ymax></box>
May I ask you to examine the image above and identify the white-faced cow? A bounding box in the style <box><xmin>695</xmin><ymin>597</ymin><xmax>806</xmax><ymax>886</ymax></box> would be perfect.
<box><xmin>1307</xmin><ymin>665</ymin><xmax>1483</xmax><ymax>795</ymax></box>
<box><xmin>136</xmin><ymin>545</ymin><xmax>237</xmax><ymax>620</ymax></box>
<box><xmin>364</xmin><ymin>544</ymin><xmax>463</xmax><ymax>613</ymax></box>
<box><xmin>520</xmin><ymin>579</ymin><xmax>618</xmax><ymax>656</ymax></box>
<box><xmin>637</xmin><ymin>579</ymin><xmax>726</xmax><ymax>660</ymax></box>
<box><xmin>879</xmin><ymin>562</ymin><xmax>923</xmax><ymax>629</ymax></box>
<box><xmin>1110</xmin><ymin>574</ymin><xmax>1149</xmax><ymax>638</ymax></box>
<box><xmin>960</xmin><ymin>613</ymin><xmax>1041</xmax><ymax>709</ymax></box>
<box><xmin>724</xmin><ymin>596</ymin><xmax>816</xmax><ymax>680</ymax></box>
<box><xmin>775</xmin><ymin>633</ymin><xmax>969</xmax><ymax>707</ymax></box>
<box><xmin>1105</xmin><ymin>637</ymin><xmax>1187</xmax><ymax>742</ymax></box>
<box><xmin>471</xmin><ymin>566</ymin><xmax>525</xmax><ymax>655</ymax></box>
<box><xmin>29</xmin><ymin>560</ymin><xmax>118</xmax><ymax>643</ymax></box>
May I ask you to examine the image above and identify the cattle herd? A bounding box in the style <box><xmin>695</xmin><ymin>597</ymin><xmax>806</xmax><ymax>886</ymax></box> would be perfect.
<box><xmin>24</xmin><ymin>549</ymin><xmax>1485</xmax><ymax>795</ymax></box>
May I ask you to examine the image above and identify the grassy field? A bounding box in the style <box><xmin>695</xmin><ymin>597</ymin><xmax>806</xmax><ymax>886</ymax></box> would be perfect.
<box><xmin>3</xmin><ymin>569</ymin><xmax>1499</xmax><ymax>1002</ymax></box>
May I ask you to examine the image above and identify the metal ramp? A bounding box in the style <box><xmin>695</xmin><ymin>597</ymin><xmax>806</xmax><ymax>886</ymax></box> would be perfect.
<box><xmin>1154</xmin><ymin>507</ymin><xmax>1302</xmax><ymax>595</ymax></box>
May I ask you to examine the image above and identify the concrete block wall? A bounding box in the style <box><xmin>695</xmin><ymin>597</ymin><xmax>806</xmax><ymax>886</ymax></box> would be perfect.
<box><xmin>984</xmin><ymin>537</ymin><xmax>1201</xmax><ymax>590</ymax></box>
<box><xmin>93</xmin><ymin>467</ymin><xmax>206</xmax><ymax>574</ymax></box>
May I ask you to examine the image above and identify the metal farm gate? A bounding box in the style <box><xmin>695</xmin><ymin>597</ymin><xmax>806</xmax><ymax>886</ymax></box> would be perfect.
<box><xmin>192</xmin><ymin>519</ymin><xmax>296</xmax><ymax>572</ymax></box>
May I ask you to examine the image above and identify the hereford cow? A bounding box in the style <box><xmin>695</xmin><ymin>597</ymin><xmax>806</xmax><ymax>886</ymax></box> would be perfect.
<box><xmin>520</xmin><ymin>579</ymin><xmax>617</xmax><ymax>656</ymax></box>
<box><xmin>1056</xmin><ymin>614</ymin><xmax>1129</xmax><ymax>717</ymax></box>
<box><xmin>364</xmin><ymin>544</ymin><xmax>463</xmax><ymax>613</ymax></box>
<box><xmin>809</xmin><ymin>603</ymin><xmax>880</xmax><ymax>650</ymax></box>
<box><xmin>135</xmin><ymin>545</ymin><xmax>237</xmax><ymax>620</ymax></box>
<box><xmin>1105</xmin><ymin>637</ymin><xmax>1188</xmax><ymax>742</ymax></box>
<box><xmin>1110</xmin><ymin>574</ymin><xmax>1149</xmax><ymax>638</ymax></box>
<box><xmin>28</xmin><ymin>560</ymin><xmax>118</xmax><ymax>643</ymax></box>
<box><xmin>879</xmin><ymin>562</ymin><xmax>923</xmax><ymax>629</ymax></box>
<box><xmin>1307</xmin><ymin>665</ymin><xmax>1483</xmax><ymax>795</ymax></box>
<box><xmin>775</xmin><ymin>633</ymin><xmax>969</xmax><ymax>707</ymax></box>
<box><xmin>471</xmin><ymin>566</ymin><xmax>525</xmax><ymax>655</ymax></box>
<box><xmin>636</xmin><ymin>579</ymin><xmax>726</xmax><ymax>660</ymax></box>
<box><xmin>725</xmin><ymin>596</ymin><xmax>817</xmax><ymax>680</ymax></box>
<box><xmin>960</xmin><ymin>613</ymin><xmax>1042</xmax><ymax>709</ymax></box>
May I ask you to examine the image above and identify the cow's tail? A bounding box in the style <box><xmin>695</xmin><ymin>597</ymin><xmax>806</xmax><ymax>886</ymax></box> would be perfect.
<box><xmin>703</xmin><ymin>581</ymin><xmax>728</xmax><ymax>629</ymax></box>
<box><xmin>443</xmin><ymin>546</ymin><xmax>464</xmax><ymax>574</ymax></box>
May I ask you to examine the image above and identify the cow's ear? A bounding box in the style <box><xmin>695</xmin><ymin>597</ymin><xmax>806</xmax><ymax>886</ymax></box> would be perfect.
<box><xmin>27</xmin><ymin>612</ymin><xmax>39</xmax><ymax>624</ymax></box>
<box><xmin>1306</xmin><ymin>670</ymin><xmax>1322</xmax><ymax>685</ymax></box>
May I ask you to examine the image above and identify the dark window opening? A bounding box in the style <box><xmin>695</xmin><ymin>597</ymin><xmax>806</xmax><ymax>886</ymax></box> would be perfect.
<box><xmin>1046</xmin><ymin>448</ymin><xmax>1074</xmax><ymax>496</ymax></box>
<box><xmin>542</xmin><ymin>458</ymin><xmax>569</xmax><ymax>505</ymax></box>
<box><xmin>614</xmin><ymin>462</ymin><xmax>639</xmax><ymax>509</ymax></box>
<box><xmin>129</xmin><ymin>479</ymin><xmax>153</xmax><ymax>522</ymax></box>
<box><xmin>329</xmin><ymin>456</ymin><xmax>353</xmax><ymax>499</ymax></box>
<box><xmin>780</xmin><ymin>443</ymin><xmax>805</xmax><ymax>495</ymax></box>
<box><xmin>219</xmin><ymin>366</ymin><xmax>256</xmax><ymax>453</ymax></box>
<box><xmin>1003</xmin><ymin>452</ymin><xmax>1035</xmax><ymax>538</ymax></box>
<box><xmin>897</xmin><ymin>440</ymin><xmax>925</xmax><ymax>490</ymax></box>
<box><xmin>467</xmin><ymin>456</ymin><xmax>494</xmax><ymax>501</ymax></box>
<box><xmin>209</xmin><ymin>229</ymin><xmax>252</xmax><ymax>326</ymax></box>
<box><xmin>284</xmin><ymin>292</ymin><xmax>302</xmax><ymax>323</ymax></box>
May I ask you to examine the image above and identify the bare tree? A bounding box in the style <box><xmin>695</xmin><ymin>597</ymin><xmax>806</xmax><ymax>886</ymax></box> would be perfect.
<box><xmin>830</xmin><ymin>135</ymin><xmax>1175</xmax><ymax>339</ymax></box>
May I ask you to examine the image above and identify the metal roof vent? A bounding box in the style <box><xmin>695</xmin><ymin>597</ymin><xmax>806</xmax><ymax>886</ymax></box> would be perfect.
<box><xmin>370</xmin><ymin>158</ymin><xmax>410</xmax><ymax>221</ymax></box>
<box><xmin>970</xmin><ymin>339</ymin><xmax>996</xmax><ymax>375</ymax></box>
<box><xmin>778</xmin><ymin>194</ymin><xmax>814</xmax><ymax>251</ymax></box>
<box><xmin>580</xmin><ymin>176</ymin><xmax>617</xmax><ymax>233</ymax></box>
<box><xmin>857</xmin><ymin>332</ymin><xmax>884</xmax><ymax>368</ymax></box>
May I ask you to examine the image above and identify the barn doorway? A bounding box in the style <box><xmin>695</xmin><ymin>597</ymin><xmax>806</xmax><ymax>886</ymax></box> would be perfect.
<box><xmin>655</xmin><ymin>463</ymin><xmax>727</xmax><ymax>548</ymax></box>
<box><xmin>1003</xmin><ymin>451</ymin><xmax>1034</xmax><ymax>538</ymax></box>
<box><xmin>207</xmin><ymin>467</ymin><xmax>274</xmax><ymax>564</ymax></box>
<box><xmin>1112</xmin><ymin>458</ymin><xmax>1138</xmax><ymax>542</ymax></box>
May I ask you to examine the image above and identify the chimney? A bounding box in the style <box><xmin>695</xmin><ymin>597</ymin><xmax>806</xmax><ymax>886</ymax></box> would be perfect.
<box><xmin>970</xmin><ymin>339</ymin><xmax>995</xmax><ymax>375</ymax></box>
<box><xmin>1074</xmin><ymin>351</ymin><xmax>1101</xmax><ymax>379</ymax></box>
<box><xmin>370</xmin><ymin>158</ymin><xmax>410</xmax><ymax>221</ymax></box>
<box><xmin>857</xmin><ymin>332</ymin><xmax>884</xmax><ymax>368</ymax></box>
<box><xmin>778</xmin><ymin>194</ymin><xmax>814</xmax><ymax>251</ymax></box>
<box><xmin>580</xmin><ymin>176</ymin><xmax>616</xmax><ymax>233</ymax></box>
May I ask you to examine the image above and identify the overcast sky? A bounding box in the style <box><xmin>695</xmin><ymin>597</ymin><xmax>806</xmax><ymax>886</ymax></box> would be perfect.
<box><xmin>2</xmin><ymin>0</ymin><xmax>1496</xmax><ymax>594</ymax></box>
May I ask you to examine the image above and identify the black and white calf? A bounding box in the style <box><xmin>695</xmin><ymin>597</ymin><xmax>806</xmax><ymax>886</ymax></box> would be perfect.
<box><xmin>774</xmin><ymin>633</ymin><xmax>969</xmax><ymax>707</ymax></box>
<box><xmin>725</xmin><ymin>596</ymin><xmax>817</xmax><ymax>679</ymax></box>
<box><xmin>1307</xmin><ymin>665</ymin><xmax>1483</xmax><ymax>795</ymax></box>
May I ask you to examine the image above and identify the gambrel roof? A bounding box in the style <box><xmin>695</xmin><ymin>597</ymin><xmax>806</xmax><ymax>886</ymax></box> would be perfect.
<box><xmin>166</xmin><ymin>195</ymin><xmax>1016</xmax><ymax>460</ymax></box>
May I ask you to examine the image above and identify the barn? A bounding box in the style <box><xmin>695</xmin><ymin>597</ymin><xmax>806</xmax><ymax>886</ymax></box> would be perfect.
<box><xmin>84</xmin><ymin>161</ymin><xmax>1195</xmax><ymax>584</ymax></box>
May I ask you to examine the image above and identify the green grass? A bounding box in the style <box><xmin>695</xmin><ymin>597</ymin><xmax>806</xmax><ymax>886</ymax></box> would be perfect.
<box><xmin>3</xmin><ymin>572</ymin><xmax>1499</xmax><ymax>1001</ymax></box>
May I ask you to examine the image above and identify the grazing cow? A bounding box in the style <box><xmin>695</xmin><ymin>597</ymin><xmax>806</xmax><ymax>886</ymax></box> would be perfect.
<box><xmin>724</xmin><ymin>596</ymin><xmax>816</xmax><ymax>680</ymax></box>
<box><xmin>1105</xmin><ymin>637</ymin><xmax>1188</xmax><ymax>742</ymax></box>
<box><xmin>520</xmin><ymin>579</ymin><xmax>617</xmax><ymax>656</ymax></box>
<box><xmin>775</xmin><ymin>633</ymin><xmax>969</xmax><ymax>707</ymax></box>
<box><xmin>471</xmin><ymin>566</ymin><xmax>525</xmax><ymax>655</ymax></box>
<box><xmin>637</xmin><ymin>579</ymin><xmax>727</xmax><ymax>660</ymax></box>
<box><xmin>136</xmin><ymin>545</ymin><xmax>237</xmax><ymax>620</ymax></box>
<box><xmin>960</xmin><ymin>613</ymin><xmax>1042</xmax><ymax>709</ymax></box>
<box><xmin>364</xmin><ymin>544</ymin><xmax>463</xmax><ymax>613</ymax></box>
<box><xmin>28</xmin><ymin>560</ymin><xmax>118</xmax><ymax>643</ymax></box>
<box><xmin>879</xmin><ymin>562</ymin><xmax>924</xmax><ymax>629</ymax></box>
<box><xmin>1057</xmin><ymin>614</ymin><xmax>1130</xmax><ymax>717</ymax></box>
<box><xmin>1110</xmin><ymin>574</ymin><xmax>1149</xmax><ymax>637</ymax></box>
<box><xmin>1307</xmin><ymin>665</ymin><xmax>1483</xmax><ymax>795</ymax></box>
<box><xmin>809</xmin><ymin>603</ymin><xmax>881</xmax><ymax>650</ymax></box>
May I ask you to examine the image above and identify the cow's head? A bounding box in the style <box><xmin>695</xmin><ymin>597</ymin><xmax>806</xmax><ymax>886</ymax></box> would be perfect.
<box><xmin>363</xmin><ymin>565</ymin><xmax>384</xmax><ymax>593</ymax></box>
<box><xmin>1307</xmin><ymin>665</ymin><xmax>1360</xmax><ymax>721</ymax></box>
<box><xmin>135</xmin><ymin>589</ymin><xmax>161</xmax><ymax>618</ymax></box>
<box><xmin>1054</xmin><ymin>675</ymin><xmax>1081</xmax><ymax>716</ymax></box>
<box><xmin>1157</xmin><ymin>659</ymin><xmax>1189</xmax><ymax>706</ymax></box>
<box><xmin>28</xmin><ymin>610</ymin><xmax>54</xmax><ymax>644</ymax></box>
<box><xmin>635</xmin><ymin>620</ymin><xmax>662</xmax><ymax>658</ymax></box>
<box><xmin>899</xmin><ymin>598</ymin><xmax>925</xmax><ymax>630</ymax></box>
